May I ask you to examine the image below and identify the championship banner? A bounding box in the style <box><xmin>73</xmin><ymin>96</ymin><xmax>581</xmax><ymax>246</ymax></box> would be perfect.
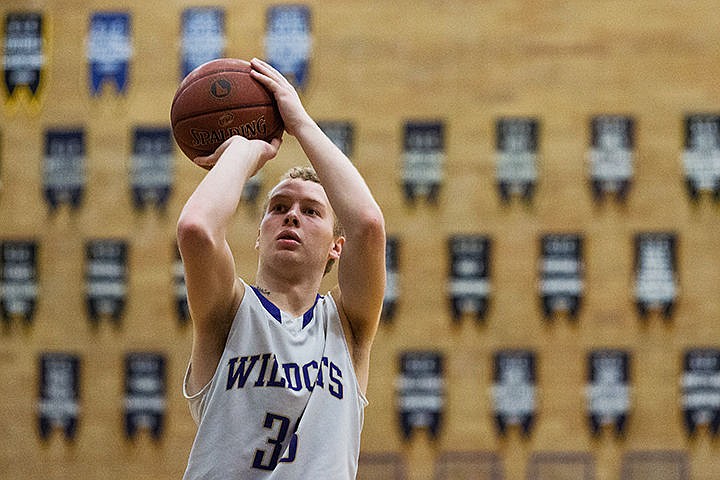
<box><xmin>2</xmin><ymin>12</ymin><xmax>45</xmax><ymax>101</ymax></box>
<box><xmin>0</xmin><ymin>240</ymin><xmax>38</xmax><ymax>325</ymax></box>
<box><xmin>447</xmin><ymin>235</ymin><xmax>491</xmax><ymax>323</ymax></box>
<box><xmin>539</xmin><ymin>233</ymin><xmax>583</xmax><ymax>319</ymax></box>
<box><xmin>492</xmin><ymin>350</ymin><xmax>536</xmax><ymax>436</ymax></box>
<box><xmin>586</xmin><ymin>350</ymin><xmax>630</xmax><ymax>437</ymax></box>
<box><xmin>496</xmin><ymin>117</ymin><xmax>538</xmax><ymax>203</ymax></box>
<box><xmin>381</xmin><ymin>236</ymin><xmax>399</xmax><ymax>321</ymax></box>
<box><xmin>173</xmin><ymin>244</ymin><xmax>189</xmax><ymax>325</ymax></box>
<box><xmin>85</xmin><ymin>239</ymin><xmax>127</xmax><ymax>324</ymax></box>
<box><xmin>86</xmin><ymin>12</ymin><xmax>132</xmax><ymax>96</ymax></box>
<box><xmin>682</xmin><ymin>114</ymin><xmax>720</xmax><ymax>201</ymax></box>
<box><xmin>264</xmin><ymin>5</ymin><xmax>312</xmax><ymax>90</ymax></box>
<box><xmin>402</xmin><ymin>121</ymin><xmax>445</xmax><ymax>204</ymax></box>
<box><xmin>43</xmin><ymin>129</ymin><xmax>85</xmax><ymax>210</ymax></box>
<box><xmin>396</xmin><ymin>351</ymin><xmax>444</xmax><ymax>440</ymax></box>
<box><xmin>681</xmin><ymin>348</ymin><xmax>720</xmax><ymax>436</ymax></box>
<box><xmin>634</xmin><ymin>232</ymin><xmax>677</xmax><ymax>319</ymax></box>
<box><xmin>130</xmin><ymin>127</ymin><xmax>173</xmax><ymax>210</ymax></box>
<box><xmin>124</xmin><ymin>352</ymin><xmax>166</xmax><ymax>440</ymax></box>
<box><xmin>242</xmin><ymin>171</ymin><xmax>262</xmax><ymax>204</ymax></box>
<box><xmin>37</xmin><ymin>352</ymin><xmax>80</xmax><ymax>441</ymax></box>
<box><xmin>318</xmin><ymin>121</ymin><xmax>354</xmax><ymax>159</ymax></box>
<box><xmin>588</xmin><ymin>115</ymin><xmax>634</xmax><ymax>202</ymax></box>
<box><xmin>181</xmin><ymin>7</ymin><xmax>225</xmax><ymax>78</ymax></box>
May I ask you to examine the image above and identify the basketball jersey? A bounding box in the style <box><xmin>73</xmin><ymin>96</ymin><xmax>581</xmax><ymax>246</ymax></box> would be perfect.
<box><xmin>182</xmin><ymin>280</ymin><xmax>368</xmax><ymax>480</ymax></box>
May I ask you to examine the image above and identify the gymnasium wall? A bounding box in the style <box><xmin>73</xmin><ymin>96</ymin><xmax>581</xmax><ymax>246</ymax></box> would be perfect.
<box><xmin>1</xmin><ymin>1</ymin><xmax>719</xmax><ymax>479</ymax></box>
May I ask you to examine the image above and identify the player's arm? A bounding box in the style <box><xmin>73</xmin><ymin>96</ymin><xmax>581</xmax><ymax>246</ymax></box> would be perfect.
<box><xmin>250</xmin><ymin>58</ymin><xmax>386</xmax><ymax>385</ymax></box>
<box><xmin>177</xmin><ymin>135</ymin><xmax>280</xmax><ymax>393</ymax></box>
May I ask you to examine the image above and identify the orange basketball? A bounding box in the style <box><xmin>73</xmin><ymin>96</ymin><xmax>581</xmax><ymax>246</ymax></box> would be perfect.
<box><xmin>170</xmin><ymin>58</ymin><xmax>284</xmax><ymax>168</ymax></box>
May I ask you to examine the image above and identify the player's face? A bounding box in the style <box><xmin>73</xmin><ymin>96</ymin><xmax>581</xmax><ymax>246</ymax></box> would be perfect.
<box><xmin>257</xmin><ymin>179</ymin><xmax>340</xmax><ymax>270</ymax></box>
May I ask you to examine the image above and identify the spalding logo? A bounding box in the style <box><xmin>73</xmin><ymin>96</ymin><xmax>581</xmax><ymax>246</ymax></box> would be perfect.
<box><xmin>210</xmin><ymin>78</ymin><xmax>231</xmax><ymax>98</ymax></box>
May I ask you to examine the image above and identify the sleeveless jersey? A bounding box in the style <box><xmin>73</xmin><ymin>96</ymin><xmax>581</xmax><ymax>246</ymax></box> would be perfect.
<box><xmin>182</xmin><ymin>280</ymin><xmax>367</xmax><ymax>479</ymax></box>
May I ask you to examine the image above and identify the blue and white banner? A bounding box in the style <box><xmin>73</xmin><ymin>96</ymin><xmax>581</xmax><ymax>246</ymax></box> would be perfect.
<box><xmin>539</xmin><ymin>233</ymin><xmax>583</xmax><ymax>319</ymax></box>
<box><xmin>43</xmin><ymin>129</ymin><xmax>85</xmax><ymax>210</ymax></box>
<box><xmin>130</xmin><ymin>127</ymin><xmax>173</xmax><ymax>210</ymax></box>
<box><xmin>493</xmin><ymin>350</ymin><xmax>536</xmax><ymax>436</ymax></box>
<box><xmin>683</xmin><ymin>114</ymin><xmax>720</xmax><ymax>201</ymax></box>
<box><xmin>587</xmin><ymin>350</ymin><xmax>630</xmax><ymax>437</ymax></box>
<box><xmin>588</xmin><ymin>115</ymin><xmax>634</xmax><ymax>202</ymax></box>
<box><xmin>38</xmin><ymin>353</ymin><xmax>80</xmax><ymax>441</ymax></box>
<box><xmin>402</xmin><ymin>121</ymin><xmax>445</xmax><ymax>204</ymax></box>
<box><xmin>448</xmin><ymin>235</ymin><xmax>491</xmax><ymax>322</ymax></box>
<box><xmin>85</xmin><ymin>239</ymin><xmax>127</xmax><ymax>324</ymax></box>
<box><xmin>397</xmin><ymin>351</ymin><xmax>444</xmax><ymax>440</ymax></box>
<box><xmin>180</xmin><ymin>7</ymin><xmax>225</xmax><ymax>78</ymax></box>
<box><xmin>86</xmin><ymin>12</ymin><xmax>132</xmax><ymax>95</ymax></box>
<box><xmin>125</xmin><ymin>352</ymin><xmax>166</xmax><ymax>439</ymax></box>
<box><xmin>496</xmin><ymin>117</ymin><xmax>539</xmax><ymax>203</ymax></box>
<box><xmin>2</xmin><ymin>12</ymin><xmax>45</xmax><ymax>99</ymax></box>
<box><xmin>1</xmin><ymin>240</ymin><xmax>38</xmax><ymax>325</ymax></box>
<box><xmin>264</xmin><ymin>5</ymin><xmax>312</xmax><ymax>89</ymax></box>
<box><xmin>682</xmin><ymin>349</ymin><xmax>720</xmax><ymax>436</ymax></box>
<box><xmin>634</xmin><ymin>232</ymin><xmax>677</xmax><ymax>319</ymax></box>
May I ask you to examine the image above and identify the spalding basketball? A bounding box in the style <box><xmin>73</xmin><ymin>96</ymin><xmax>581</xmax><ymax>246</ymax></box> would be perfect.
<box><xmin>170</xmin><ymin>58</ymin><xmax>283</xmax><ymax>167</ymax></box>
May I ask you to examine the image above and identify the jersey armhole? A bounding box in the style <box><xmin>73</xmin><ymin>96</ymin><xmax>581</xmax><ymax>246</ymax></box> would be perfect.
<box><xmin>183</xmin><ymin>361</ymin><xmax>214</xmax><ymax>424</ymax></box>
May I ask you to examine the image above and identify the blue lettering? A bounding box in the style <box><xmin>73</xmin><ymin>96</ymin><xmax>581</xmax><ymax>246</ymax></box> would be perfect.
<box><xmin>266</xmin><ymin>356</ymin><xmax>286</xmax><ymax>388</ymax></box>
<box><xmin>254</xmin><ymin>353</ymin><xmax>272</xmax><ymax>387</ymax></box>
<box><xmin>283</xmin><ymin>363</ymin><xmax>302</xmax><ymax>392</ymax></box>
<box><xmin>329</xmin><ymin>362</ymin><xmax>343</xmax><ymax>399</ymax></box>
<box><xmin>226</xmin><ymin>355</ymin><xmax>260</xmax><ymax>390</ymax></box>
<box><xmin>302</xmin><ymin>360</ymin><xmax>318</xmax><ymax>391</ymax></box>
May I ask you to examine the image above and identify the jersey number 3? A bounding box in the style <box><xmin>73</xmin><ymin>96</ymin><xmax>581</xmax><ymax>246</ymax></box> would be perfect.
<box><xmin>252</xmin><ymin>413</ymin><xmax>298</xmax><ymax>470</ymax></box>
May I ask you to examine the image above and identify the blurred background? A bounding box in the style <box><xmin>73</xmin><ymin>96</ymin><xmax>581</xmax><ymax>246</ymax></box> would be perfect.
<box><xmin>1</xmin><ymin>1</ymin><xmax>719</xmax><ymax>479</ymax></box>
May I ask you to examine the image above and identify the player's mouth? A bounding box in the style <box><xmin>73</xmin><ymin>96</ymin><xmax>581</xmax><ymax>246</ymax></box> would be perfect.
<box><xmin>276</xmin><ymin>230</ymin><xmax>301</xmax><ymax>245</ymax></box>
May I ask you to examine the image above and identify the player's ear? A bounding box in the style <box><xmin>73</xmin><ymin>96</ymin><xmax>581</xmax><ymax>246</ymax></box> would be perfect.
<box><xmin>329</xmin><ymin>236</ymin><xmax>344</xmax><ymax>261</ymax></box>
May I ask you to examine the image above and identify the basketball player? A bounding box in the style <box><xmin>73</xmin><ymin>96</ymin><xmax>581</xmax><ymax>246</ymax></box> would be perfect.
<box><xmin>177</xmin><ymin>58</ymin><xmax>386</xmax><ymax>479</ymax></box>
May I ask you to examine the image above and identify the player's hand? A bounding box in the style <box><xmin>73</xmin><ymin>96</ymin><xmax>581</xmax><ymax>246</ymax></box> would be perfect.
<box><xmin>250</xmin><ymin>58</ymin><xmax>312</xmax><ymax>137</ymax></box>
<box><xmin>194</xmin><ymin>135</ymin><xmax>282</xmax><ymax>172</ymax></box>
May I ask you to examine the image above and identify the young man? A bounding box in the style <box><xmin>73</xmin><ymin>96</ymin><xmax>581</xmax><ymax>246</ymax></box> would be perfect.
<box><xmin>177</xmin><ymin>58</ymin><xmax>386</xmax><ymax>479</ymax></box>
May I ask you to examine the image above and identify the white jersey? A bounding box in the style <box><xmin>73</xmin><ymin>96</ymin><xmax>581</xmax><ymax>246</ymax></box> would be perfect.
<box><xmin>183</xmin><ymin>280</ymin><xmax>367</xmax><ymax>480</ymax></box>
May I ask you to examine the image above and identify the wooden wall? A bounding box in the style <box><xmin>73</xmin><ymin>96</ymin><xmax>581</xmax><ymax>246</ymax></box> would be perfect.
<box><xmin>1</xmin><ymin>1</ymin><xmax>719</xmax><ymax>479</ymax></box>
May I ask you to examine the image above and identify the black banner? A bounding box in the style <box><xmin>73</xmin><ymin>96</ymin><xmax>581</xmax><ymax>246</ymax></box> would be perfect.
<box><xmin>588</xmin><ymin>115</ymin><xmax>634</xmax><ymax>202</ymax></box>
<box><xmin>402</xmin><ymin>121</ymin><xmax>444</xmax><ymax>204</ymax></box>
<box><xmin>496</xmin><ymin>117</ymin><xmax>538</xmax><ymax>203</ymax></box>
<box><xmin>125</xmin><ymin>352</ymin><xmax>166</xmax><ymax>439</ymax></box>
<box><xmin>397</xmin><ymin>351</ymin><xmax>444</xmax><ymax>440</ymax></box>
<box><xmin>634</xmin><ymin>232</ymin><xmax>677</xmax><ymax>319</ymax></box>
<box><xmin>174</xmin><ymin>244</ymin><xmax>189</xmax><ymax>325</ymax></box>
<box><xmin>43</xmin><ymin>129</ymin><xmax>85</xmax><ymax>210</ymax></box>
<box><xmin>0</xmin><ymin>240</ymin><xmax>38</xmax><ymax>324</ymax></box>
<box><xmin>3</xmin><ymin>12</ymin><xmax>44</xmax><ymax>99</ymax></box>
<box><xmin>381</xmin><ymin>236</ymin><xmax>399</xmax><ymax>321</ymax></box>
<box><xmin>131</xmin><ymin>127</ymin><xmax>173</xmax><ymax>210</ymax></box>
<box><xmin>493</xmin><ymin>350</ymin><xmax>536</xmax><ymax>436</ymax></box>
<box><xmin>85</xmin><ymin>239</ymin><xmax>127</xmax><ymax>324</ymax></box>
<box><xmin>587</xmin><ymin>350</ymin><xmax>630</xmax><ymax>437</ymax></box>
<box><xmin>37</xmin><ymin>353</ymin><xmax>80</xmax><ymax>441</ymax></box>
<box><xmin>319</xmin><ymin>121</ymin><xmax>354</xmax><ymax>159</ymax></box>
<box><xmin>539</xmin><ymin>234</ymin><xmax>583</xmax><ymax>319</ymax></box>
<box><xmin>682</xmin><ymin>114</ymin><xmax>720</xmax><ymax>201</ymax></box>
<box><xmin>681</xmin><ymin>348</ymin><xmax>720</xmax><ymax>436</ymax></box>
<box><xmin>448</xmin><ymin>235</ymin><xmax>491</xmax><ymax>322</ymax></box>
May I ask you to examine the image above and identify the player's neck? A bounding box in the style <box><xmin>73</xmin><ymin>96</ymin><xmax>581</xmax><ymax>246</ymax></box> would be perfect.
<box><xmin>253</xmin><ymin>268</ymin><xmax>323</xmax><ymax>317</ymax></box>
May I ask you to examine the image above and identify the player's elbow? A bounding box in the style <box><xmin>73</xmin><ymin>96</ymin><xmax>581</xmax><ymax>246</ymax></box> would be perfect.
<box><xmin>352</xmin><ymin>208</ymin><xmax>385</xmax><ymax>245</ymax></box>
<box><xmin>177</xmin><ymin>209</ymin><xmax>219</xmax><ymax>254</ymax></box>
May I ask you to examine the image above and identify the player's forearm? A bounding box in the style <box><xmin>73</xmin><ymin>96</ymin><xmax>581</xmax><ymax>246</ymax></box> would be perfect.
<box><xmin>179</xmin><ymin>139</ymin><xmax>261</xmax><ymax>240</ymax></box>
<box><xmin>294</xmin><ymin>120</ymin><xmax>384</xmax><ymax>236</ymax></box>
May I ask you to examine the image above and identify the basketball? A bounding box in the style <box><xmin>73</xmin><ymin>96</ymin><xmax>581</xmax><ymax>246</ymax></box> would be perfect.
<box><xmin>170</xmin><ymin>58</ymin><xmax>284</xmax><ymax>168</ymax></box>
